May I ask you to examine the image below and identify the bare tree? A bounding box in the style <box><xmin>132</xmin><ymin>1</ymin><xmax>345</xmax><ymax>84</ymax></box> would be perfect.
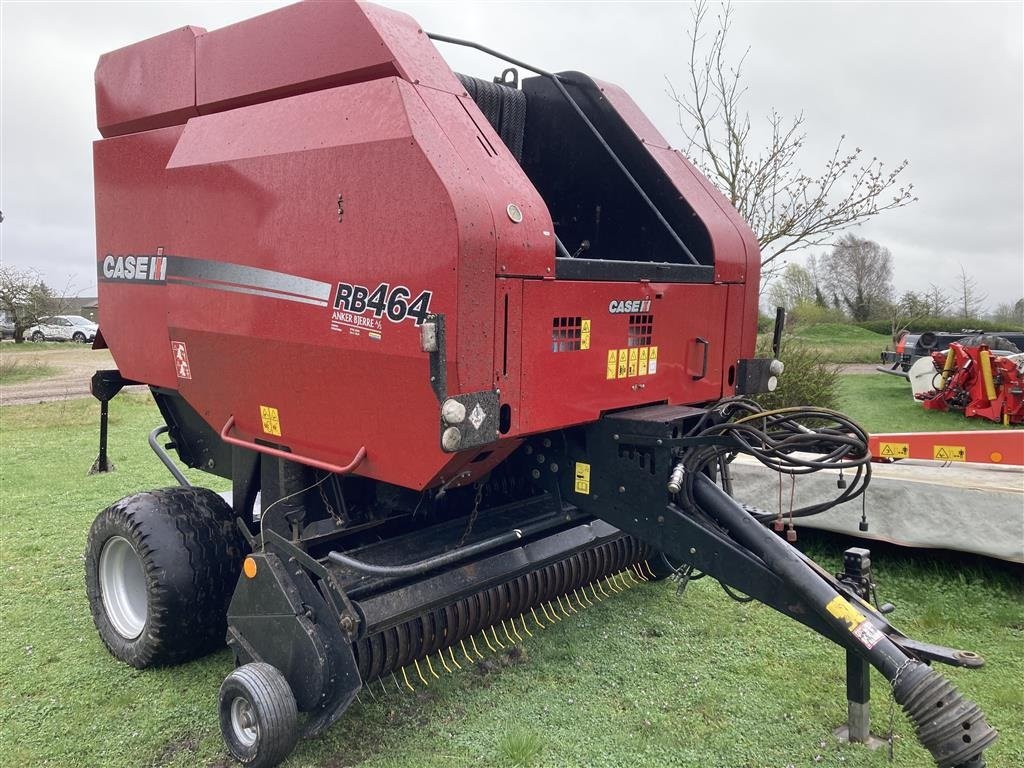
<box><xmin>955</xmin><ymin>264</ymin><xmax>987</xmax><ymax>321</ymax></box>
<box><xmin>889</xmin><ymin>290</ymin><xmax>931</xmax><ymax>343</ymax></box>
<box><xmin>0</xmin><ymin>266</ymin><xmax>58</xmax><ymax>343</ymax></box>
<box><xmin>668</xmin><ymin>1</ymin><xmax>916</xmax><ymax>281</ymax></box>
<box><xmin>819</xmin><ymin>234</ymin><xmax>893</xmax><ymax>322</ymax></box>
<box><xmin>922</xmin><ymin>283</ymin><xmax>950</xmax><ymax>317</ymax></box>
<box><xmin>765</xmin><ymin>262</ymin><xmax>817</xmax><ymax>312</ymax></box>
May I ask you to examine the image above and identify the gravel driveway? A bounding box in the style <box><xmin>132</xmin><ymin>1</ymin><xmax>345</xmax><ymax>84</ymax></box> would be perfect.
<box><xmin>0</xmin><ymin>344</ymin><xmax>145</xmax><ymax>405</ymax></box>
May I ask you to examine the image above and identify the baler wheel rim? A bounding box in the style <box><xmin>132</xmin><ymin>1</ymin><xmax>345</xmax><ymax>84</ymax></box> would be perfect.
<box><xmin>230</xmin><ymin>696</ymin><xmax>259</xmax><ymax>747</ymax></box>
<box><xmin>218</xmin><ymin>662</ymin><xmax>298</xmax><ymax>768</ymax></box>
<box><xmin>98</xmin><ymin>535</ymin><xmax>147</xmax><ymax>639</ymax></box>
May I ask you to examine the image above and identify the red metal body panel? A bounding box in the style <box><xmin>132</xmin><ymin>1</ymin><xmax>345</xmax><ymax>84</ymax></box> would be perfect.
<box><xmin>94</xmin><ymin>0</ymin><xmax>762</xmax><ymax>492</ymax></box>
<box><xmin>95</xmin><ymin>26</ymin><xmax>204</xmax><ymax>139</ymax></box>
<box><xmin>516</xmin><ymin>280</ymin><xmax>731</xmax><ymax>434</ymax></box>
<box><xmin>195</xmin><ymin>1</ymin><xmax>462</xmax><ymax>114</ymax></box>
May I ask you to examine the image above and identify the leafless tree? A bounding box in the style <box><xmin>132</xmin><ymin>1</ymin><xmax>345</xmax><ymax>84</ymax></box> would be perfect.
<box><xmin>819</xmin><ymin>234</ymin><xmax>893</xmax><ymax>322</ymax></box>
<box><xmin>0</xmin><ymin>267</ymin><xmax>55</xmax><ymax>342</ymax></box>
<box><xmin>765</xmin><ymin>263</ymin><xmax>817</xmax><ymax>312</ymax></box>
<box><xmin>0</xmin><ymin>266</ymin><xmax>77</xmax><ymax>343</ymax></box>
<box><xmin>668</xmin><ymin>1</ymin><xmax>916</xmax><ymax>282</ymax></box>
<box><xmin>889</xmin><ymin>291</ymin><xmax>931</xmax><ymax>343</ymax></box>
<box><xmin>922</xmin><ymin>283</ymin><xmax>951</xmax><ymax>317</ymax></box>
<box><xmin>955</xmin><ymin>264</ymin><xmax>987</xmax><ymax>321</ymax></box>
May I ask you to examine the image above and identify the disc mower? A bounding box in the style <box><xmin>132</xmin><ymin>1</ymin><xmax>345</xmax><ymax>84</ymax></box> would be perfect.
<box><xmin>86</xmin><ymin>2</ymin><xmax>997</xmax><ymax>766</ymax></box>
<box><xmin>916</xmin><ymin>341</ymin><xmax>1024</xmax><ymax>425</ymax></box>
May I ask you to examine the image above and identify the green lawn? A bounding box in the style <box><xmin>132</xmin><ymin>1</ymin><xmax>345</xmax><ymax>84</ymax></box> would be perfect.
<box><xmin>0</xmin><ymin>340</ymin><xmax>74</xmax><ymax>353</ymax></box>
<box><xmin>762</xmin><ymin>323</ymin><xmax>892</xmax><ymax>364</ymax></box>
<box><xmin>838</xmin><ymin>373</ymin><xmax>1019</xmax><ymax>433</ymax></box>
<box><xmin>1</xmin><ymin>395</ymin><xmax>1021</xmax><ymax>768</ymax></box>
<box><xmin>0</xmin><ymin>358</ymin><xmax>58</xmax><ymax>385</ymax></box>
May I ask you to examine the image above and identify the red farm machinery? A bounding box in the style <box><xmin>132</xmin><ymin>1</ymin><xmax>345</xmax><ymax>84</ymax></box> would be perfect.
<box><xmin>914</xmin><ymin>340</ymin><xmax>1024</xmax><ymax>425</ymax></box>
<box><xmin>86</xmin><ymin>2</ymin><xmax>996</xmax><ymax>766</ymax></box>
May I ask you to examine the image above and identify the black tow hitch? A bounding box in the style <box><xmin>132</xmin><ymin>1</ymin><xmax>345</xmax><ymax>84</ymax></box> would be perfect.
<box><xmin>543</xmin><ymin>403</ymin><xmax>997</xmax><ymax>768</ymax></box>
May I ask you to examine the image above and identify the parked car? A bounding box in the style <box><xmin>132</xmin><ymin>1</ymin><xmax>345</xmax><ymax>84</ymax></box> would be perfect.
<box><xmin>880</xmin><ymin>330</ymin><xmax>1024</xmax><ymax>374</ymax></box>
<box><xmin>1</xmin><ymin>321</ymin><xmax>14</xmax><ymax>340</ymax></box>
<box><xmin>25</xmin><ymin>315</ymin><xmax>99</xmax><ymax>343</ymax></box>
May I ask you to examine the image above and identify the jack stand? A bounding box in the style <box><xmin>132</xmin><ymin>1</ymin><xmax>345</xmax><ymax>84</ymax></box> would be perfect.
<box><xmin>88</xmin><ymin>369</ymin><xmax>138</xmax><ymax>474</ymax></box>
<box><xmin>833</xmin><ymin>548</ymin><xmax>887</xmax><ymax>749</ymax></box>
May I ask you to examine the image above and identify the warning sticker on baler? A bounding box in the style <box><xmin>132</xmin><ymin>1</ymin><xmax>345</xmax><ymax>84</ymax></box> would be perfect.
<box><xmin>851</xmin><ymin>620</ymin><xmax>884</xmax><ymax>650</ymax></box>
<box><xmin>260</xmin><ymin>405</ymin><xmax>282</xmax><ymax>437</ymax></box>
<box><xmin>170</xmin><ymin>341</ymin><xmax>191</xmax><ymax>380</ymax></box>
<box><xmin>606</xmin><ymin>350</ymin><xmax>618</xmax><ymax>380</ymax></box>
<box><xmin>574</xmin><ymin>462</ymin><xmax>591</xmax><ymax>495</ymax></box>
<box><xmin>606</xmin><ymin>346</ymin><xmax>659</xmax><ymax>380</ymax></box>
<box><xmin>825</xmin><ymin>596</ymin><xmax>867</xmax><ymax>630</ymax></box>
<box><xmin>581</xmin><ymin>319</ymin><xmax>591</xmax><ymax>350</ymax></box>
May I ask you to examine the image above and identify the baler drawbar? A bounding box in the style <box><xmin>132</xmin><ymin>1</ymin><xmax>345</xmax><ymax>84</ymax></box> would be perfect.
<box><xmin>85</xmin><ymin>2</ymin><xmax>996</xmax><ymax>767</ymax></box>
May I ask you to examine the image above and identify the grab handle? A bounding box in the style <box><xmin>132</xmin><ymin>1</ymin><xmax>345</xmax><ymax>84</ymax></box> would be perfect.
<box><xmin>220</xmin><ymin>415</ymin><xmax>367</xmax><ymax>475</ymax></box>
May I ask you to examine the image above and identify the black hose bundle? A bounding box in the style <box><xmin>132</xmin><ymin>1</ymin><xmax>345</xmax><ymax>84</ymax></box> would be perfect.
<box><xmin>673</xmin><ymin>398</ymin><xmax>872</xmax><ymax>522</ymax></box>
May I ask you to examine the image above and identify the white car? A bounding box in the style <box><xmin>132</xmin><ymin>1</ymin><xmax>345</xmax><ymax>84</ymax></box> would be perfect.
<box><xmin>26</xmin><ymin>315</ymin><xmax>98</xmax><ymax>343</ymax></box>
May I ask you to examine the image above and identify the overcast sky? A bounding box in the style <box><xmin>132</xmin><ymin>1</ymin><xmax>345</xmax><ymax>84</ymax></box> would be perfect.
<box><xmin>2</xmin><ymin>1</ymin><xmax>1021</xmax><ymax>309</ymax></box>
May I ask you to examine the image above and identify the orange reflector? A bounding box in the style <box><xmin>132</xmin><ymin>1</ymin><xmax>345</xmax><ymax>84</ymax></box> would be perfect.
<box><xmin>243</xmin><ymin>557</ymin><xmax>258</xmax><ymax>578</ymax></box>
<box><xmin>991</xmin><ymin>452</ymin><xmax>1003</xmax><ymax>464</ymax></box>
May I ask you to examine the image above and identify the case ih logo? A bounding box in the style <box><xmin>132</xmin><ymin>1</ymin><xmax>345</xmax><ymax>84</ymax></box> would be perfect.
<box><xmin>100</xmin><ymin>253</ymin><xmax>167</xmax><ymax>282</ymax></box>
<box><xmin>608</xmin><ymin>298</ymin><xmax>651</xmax><ymax>314</ymax></box>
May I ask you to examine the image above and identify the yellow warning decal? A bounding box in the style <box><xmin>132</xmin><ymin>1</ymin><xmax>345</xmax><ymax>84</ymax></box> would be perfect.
<box><xmin>574</xmin><ymin>462</ymin><xmax>591</xmax><ymax>495</ymax></box>
<box><xmin>606</xmin><ymin>350</ymin><xmax>618</xmax><ymax>380</ymax></box>
<box><xmin>879</xmin><ymin>441</ymin><xmax>910</xmax><ymax>459</ymax></box>
<box><xmin>648</xmin><ymin>346</ymin><xmax>658</xmax><ymax>375</ymax></box>
<box><xmin>617</xmin><ymin>349</ymin><xmax>628</xmax><ymax>379</ymax></box>
<box><xmin>933</xmin><ymin>445</ymin><xmax>966</xmax><ymax>462</ymax></box>
<box><xmin>260</xmin><ymin>405</ymin><xmax>282</xmax><ymax>436</ymax></box>
<box><xmin>628</xmin><ymin>347</ymin><xmax>639</xmax><ymax>377</ymax></box>
<box><xmin>639</xmin><ymin>346</ymin><xmax>649</xmax><ymax>376</ymax></box>
<box><xmin>825</xmin><ymin>595</ymin><xmax>867</xmax><ymax>631</ymax></box>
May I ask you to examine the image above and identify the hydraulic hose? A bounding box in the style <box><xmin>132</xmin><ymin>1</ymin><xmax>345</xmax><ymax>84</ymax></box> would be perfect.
<box><xmin>327</xmin><ymin>514</ymin><xmax>572</xmax><ymax>577</ymax></box>
<box><xmin>691</xmin><ymin>473</ymin><xmax>996</xmax><ymax>768</ymax></box>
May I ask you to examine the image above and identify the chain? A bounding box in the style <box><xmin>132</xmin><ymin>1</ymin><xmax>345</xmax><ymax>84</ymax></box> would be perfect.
<box><xmin>457</xmin><ymin>481</ymin><xmax>484</xmax><ymax>548</ymax></box>
<box><xmin>671</xmin><ymin>563</ymin><xmax>693</xmax><ymax>597</ymax></box>
<box><xmin>886</xmin><ymin>658</ymin><xmax>916</xmax><ymax>762</ymax></box>
<box><xmin>318</xmin><ymin>476</ymin><xmax>338</xmax><ymax>521</ymax></box>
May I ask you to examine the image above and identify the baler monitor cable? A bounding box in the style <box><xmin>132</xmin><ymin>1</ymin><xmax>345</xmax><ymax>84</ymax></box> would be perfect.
<box><xmin>427</xmin><ymin>32</ymin><xmax>701</xmax><ymax>267</ymax></box>
<box><xmin>258</xmin><ymin>472</ymin><xmax>331</xmax><ymax>548</ymax></box>
<box><xmin>674</xmin><ymin>400</ymin><xmax>872</xmax><ymax>523</ymax></box>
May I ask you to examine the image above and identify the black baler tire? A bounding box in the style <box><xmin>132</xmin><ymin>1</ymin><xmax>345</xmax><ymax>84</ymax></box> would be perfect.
<box><xmin>85</xmin><ymin>487</ymin><xmax>246</xmax><ymax>668</ymax></box>
<box><xmin>219</xmin><ymin>663</ymin><xmax>299</xmax><ymax>768</ymax></box>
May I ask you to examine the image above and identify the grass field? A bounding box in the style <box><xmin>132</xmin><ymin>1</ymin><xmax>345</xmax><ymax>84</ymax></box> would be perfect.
<box><xmin>776</xmin><ymin>323</ymin><xmax>891</xmax><ymax>364</ymax></box>
<box><xmin>837</xmin><ymin>373</ymin><xmax>1019</xmax><ymax>433</ymax></box>
<box><xmin>1</xmin><ymin>395</ymin><xmax>1021</xmax><ymax>768</ymax></box>
<box><xmin>0</xmin><ymin>357</ymin><xmax>58</xmax><ymax>385</ymax></box>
